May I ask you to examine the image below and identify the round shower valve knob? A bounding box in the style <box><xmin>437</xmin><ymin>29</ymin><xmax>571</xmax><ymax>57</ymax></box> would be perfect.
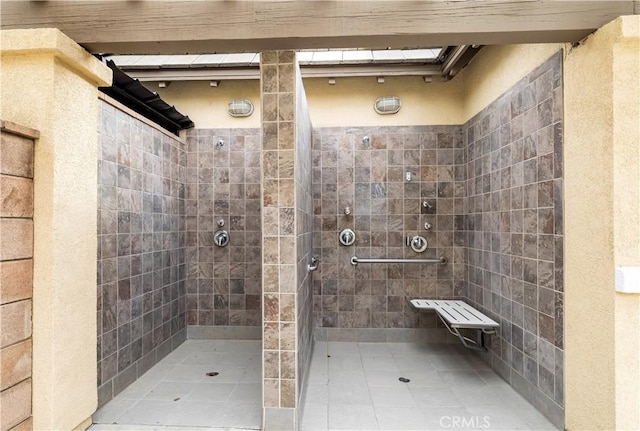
<box><xmin>410</xmin><ymin>235</ymin><xmax>428</xmax><ymax>253</ymax></box>
<box><xmin>214</xmin><ymin>230</ymin><xmax>230</xmax><ymax>247</ymax></box>
<box><xmin>339</xmin><ymin>228</ymin><xmax>356</xmax><ymax>246</ymax></box>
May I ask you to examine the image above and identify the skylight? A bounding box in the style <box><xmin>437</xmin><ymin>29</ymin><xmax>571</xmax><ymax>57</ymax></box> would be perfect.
<box><xmin>106</xmin><ymin>46</ymin><xmax>478</xmax><ymax>82</ymax></box>
<box><xmin>297</xmin><ymin>48</ymin><xmax>442</xmax><ymax>65</ymax></box>
<box><xmin>108</xmin><ymin>48</ymin><xmax>444</xmax><ymax>70</ymax></box>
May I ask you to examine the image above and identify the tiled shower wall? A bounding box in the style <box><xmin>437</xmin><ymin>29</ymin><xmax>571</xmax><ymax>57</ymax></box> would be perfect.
<box><xmin>184</xmin><ymin>128</ymin><xmax>262</xmax><ymax>336</ymax></box>
<box><xmin>294</xmin><ymin>66</ymin><xmax>314</xmax><ymax>411</ymax></box>
<box><xmin>312</xmin><ymin>126</ymin><xmax>465</xmax><ymax>334</ymax></box>
<box><xmin>97</xmin><ymin>98</ymin><xmax>187</xmax><ymax>406</ymax></box>
<box><xmin>463</xmin><ymin>52</ymin><xmax>564</xmax><ymax>425</ymax></box>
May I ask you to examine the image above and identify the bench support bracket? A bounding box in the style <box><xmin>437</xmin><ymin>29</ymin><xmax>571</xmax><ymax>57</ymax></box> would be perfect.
<box><xmin>436</xmin><ymin>313</ymin><xmax>496</xmax><ymax>351</ymax></box>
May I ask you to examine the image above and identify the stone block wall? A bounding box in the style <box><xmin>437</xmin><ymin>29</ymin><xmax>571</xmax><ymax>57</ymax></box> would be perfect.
<box><xmin>0</xmin><ymin>120</ymin><xmax>38</xmax><ymax>431</ymax></box>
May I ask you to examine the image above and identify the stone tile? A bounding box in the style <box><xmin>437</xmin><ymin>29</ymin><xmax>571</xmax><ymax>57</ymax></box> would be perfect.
<box><xmin>261</xmin><ymin>65</ymin><xmax>278</xmax><ymax>93</ymax></box>
<box><xmin>0</xmin><ymin>339</ymin><xmax>31</xmax><ymax>391</ymax></box>
<box><xmin>262</xmin><ymin>93</ymin><xmax>278</xmax><ymax>122</ymax></box>
<box><xmin>0</xmin><ymin>379</ymin><xmax>31</xmax><ymax>430</ymax></box>
<box><xmin>0</xmin><ymin>219</ymin><xmax>33</xmax><ymax>261</ymax></box>
<box><xmin>264</xmin><ymin>350</ymin><xmax>279</xmax><ymax>379</ymax></box>
<box><xmin>278</xmin><ymin>51</ymin><xmax>296</xmax><ymax>64</ymax></box>
<box><xmin>264</xmin><ymin>378</ymin><xmax>280</xmax><ymax>407</ymax></box>
<box><xmin>280</xmin><ymin>322</ymin><xmax>295</xmax><ymax>350</ymax></box>
<box><xmin>0</xmin><ymin>176</ymin><xmax>33</xmax><ymax>218</ymax></box>
<box><xmin>278</xmin><ymin>64</ymin><xmax>294</xmax><ymax>93</ymax></box>
<box><xmin>0</xmin><ymin>300</ymin><xmax>31</xmax><ymax>348</ymax></box>
<box><xmin>8</xmin><ymin>416</ymin><xmax>33</xmax><ymax>431</ymax></box>
<box><xmin>278</xmin><ymin>93</ymin><xmax>294</xmax><ymax>122</ymax></box>
<box><xmin>301</xmin><ymin>404</ymin><xmax>328</xmax><ymax>431</ymax></box>
<box><xmin>280</xmin><ymin>350</ymin><xmax>296</xmax><ymax>380</ymax></box>
<box><xmin>280</xmin><ymin>378</ymin><xmax>296</xmax><ymax>407</ymax></box>
<box><xmin>0</xmin><ymin>133</ymin><xmax>34</xmax><ymax>178</ymax></box>
<box><xmin>0</xmin><ymin>260</ymin><xmax>32</xmax><ymax>305</ymax></box>
<box><xmin>263</xmin><ymin>294</ymin><xmax>279</xmax><ymax>321</ymax></box>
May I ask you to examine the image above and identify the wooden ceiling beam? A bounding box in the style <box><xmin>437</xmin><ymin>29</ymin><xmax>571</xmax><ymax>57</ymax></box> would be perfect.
<box><xmin>1</xmin><ymin>1</ymin><xmax>637</xmax><ymax>54</ymax></box>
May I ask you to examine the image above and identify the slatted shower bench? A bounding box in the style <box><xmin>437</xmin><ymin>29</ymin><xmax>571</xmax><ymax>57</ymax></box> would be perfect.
<box><xmin>410</xmin><ymin>299</ymin><xmax>499</xmax><ymax>351</ymax></box>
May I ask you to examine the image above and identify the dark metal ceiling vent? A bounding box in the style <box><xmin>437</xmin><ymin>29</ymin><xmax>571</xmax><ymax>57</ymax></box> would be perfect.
<box><xmin>99</xmin><ymin>58</ymin><xmax>194</xmax><ymax>135</ymax></box>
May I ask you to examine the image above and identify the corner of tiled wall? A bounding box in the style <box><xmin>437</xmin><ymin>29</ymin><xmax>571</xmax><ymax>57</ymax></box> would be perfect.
<box><xmin>462</xmin><ymin>51</ymin><xmax>564</xmax><ymax>427</ymax></box>
<box><xmin>96</xmin><ymin>98</ymin><xmax>187</xmax><ymax>407</ymax></box>
<box><xmin>184</xmin><ymin>126</ymin><xmax>262</xmax><ymax>340</ymax></box>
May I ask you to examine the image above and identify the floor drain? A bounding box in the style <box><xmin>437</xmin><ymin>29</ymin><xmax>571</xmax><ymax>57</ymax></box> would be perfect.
<box><xmin>399</xmin><ymin>377</ymin><xmax>410</xmax><ymax>383</ymax></box>
<box><xmin>206</xmin><ymin>372</ymin><xmax>219</xmax><ymax>377</ymax></box>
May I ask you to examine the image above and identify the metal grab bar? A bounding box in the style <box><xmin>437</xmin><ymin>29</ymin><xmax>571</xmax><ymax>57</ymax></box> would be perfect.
<box><xmin>350</xmin><ymin>255</ymin><xmax>447</xmax><ymax>266</ymax></box>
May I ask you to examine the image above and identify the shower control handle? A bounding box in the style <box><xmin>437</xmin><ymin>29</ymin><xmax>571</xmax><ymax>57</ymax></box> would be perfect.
<box><xmin>339</xmin><ymin>228</ymin><xmax>356</xmax><ymax>246</ymax></box>
<box><xmin>410</xmin><ymin>235</ymin><xmax>428</xmax><ymax>253</ymax></box>
<box><xmin>214</xmin><ymin>230</ymin><xmax>230</xmax><ymax>247</ymax></box>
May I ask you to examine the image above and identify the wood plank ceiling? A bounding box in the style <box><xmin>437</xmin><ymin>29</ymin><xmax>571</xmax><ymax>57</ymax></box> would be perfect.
<box><xmin>1</xmin><ymin>1</ymin><xmax>637</xmax><ymax>54</ymax></box>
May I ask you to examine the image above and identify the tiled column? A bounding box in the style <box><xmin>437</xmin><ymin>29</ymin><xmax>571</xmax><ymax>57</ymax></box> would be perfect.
<box><xmin>1</xmin><ymin>121</ymin><xmax>38</xmax><ymax>431</ymax></box>
<box><xmin>261</xmin><ymin>50</ymin><xmax>299</xmax><ymax>430</ymax></box>
<box><xmin>0</xmin><ymin>29</ymin><xmax>111</xmax><ymax>430</ymax></box>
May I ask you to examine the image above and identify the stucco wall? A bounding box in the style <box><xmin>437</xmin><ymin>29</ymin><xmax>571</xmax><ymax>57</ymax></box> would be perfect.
<box><xmin>459</xmin><ymin>44</ymin><xmax>564</xmax><ymax>123</ymax></box>
<box><xmin>155</xmin><ymin>75</ymin><xmax>463</xmax><ymax>129</ymax></box>
<box><xmin>153</xmin><ymin>45</ymin><xmax>570</xmax><ymax>131</ymax></box>
<box><xmin>563</xmin><ymin>16</ymin><xmax>640</xmax><ymax>430</ymax></box>
<box><xmin>155</xmin><ymin>80</ymin><xmax>261</xmax><ymax>129</ymax></box>
<box><xmin>612</xmin><ymin>18</ymin><xmax>640</xmax><ymax>429</ymax></box>
<box><xmin>0</xmin><ymin>29</ymin><xmax>112</xmax><ymax>430</ymax></box>
<box><xmin>305</xmin><ymin>76</ymin><xmax>463</xmax><ymax>127</ymax></box>
<box><xmin>563</xmin><ymin>25</ymin><xmax>617</xmax><ymax>429</ymax></box>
